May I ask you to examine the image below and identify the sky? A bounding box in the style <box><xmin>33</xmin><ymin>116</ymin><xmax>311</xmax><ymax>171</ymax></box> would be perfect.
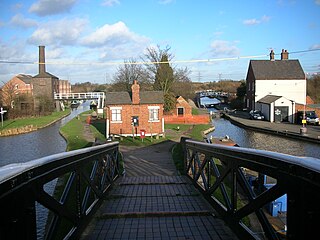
<box><xmin>0</xmin><ymin>0</ymin><xmax>320</xmax><ymax>85</ymax></box>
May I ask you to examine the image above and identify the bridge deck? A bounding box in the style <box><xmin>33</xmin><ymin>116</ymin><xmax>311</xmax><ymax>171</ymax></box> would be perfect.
<box><xmin>81</xmin><ymin>141</ymin><xmax>238</xmax><ymax>239</ymax></box>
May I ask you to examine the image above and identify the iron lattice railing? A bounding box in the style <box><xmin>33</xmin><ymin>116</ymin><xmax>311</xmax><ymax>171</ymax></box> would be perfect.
<box><xmin>181</xmin><ymin>138</ymin><xmax>320</xmax><ymax>240</ymax></box>
<box><xmin>0</xmin><ymin>142</ymin><xmax>120</xmax><ymax>240</ymax></box>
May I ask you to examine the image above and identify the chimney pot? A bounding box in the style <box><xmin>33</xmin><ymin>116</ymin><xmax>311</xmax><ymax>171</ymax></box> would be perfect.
<box><xmin>131</xmin><ymin>80</ymin><xmax>140</xmax><ymax>104</ymax></box>
<box><xmin>281</xmin><ymin>49</ymin><xmax>289</xmax><ymax>60</ymax></box>
<box><xmin>270</xmin><ymin>49</ymin><xmax>275</xmax><ymax>61</ymax></box>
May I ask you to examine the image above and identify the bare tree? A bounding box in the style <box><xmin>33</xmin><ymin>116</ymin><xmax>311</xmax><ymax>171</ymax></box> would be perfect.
<box><xmin>172</xmin><ymin>67</ymin><xmax>194</xmax><ymax>99</ymax></box>
<box><xmin>307</xmin><ymin>75</ymin><xmax>320</xmax><ymax>103</ymax></box>
<box><xmin>1</xmin><ymin>81</ymin><xmax>18</xmax><ymax>108</ymax></box>
<box><xmin>141</xmin><ymin>45</ymin><xmax>174</xmax><ymax>82</ymax></box>
<box><xmin>110</xmin><ymin>59</ymin><xmax>151</xmax><ymax>92</ymax></box>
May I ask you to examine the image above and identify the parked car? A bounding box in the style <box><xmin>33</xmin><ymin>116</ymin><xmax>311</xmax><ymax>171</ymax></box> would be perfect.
<box><xmin>297</xmin><ymin>111</ymin><xmax>319</xmax><ymax>125</ymax></box>
<box><xmin>249</xmin><ymin>110</ymin><xmax>265</xmax><ymax>120</ymax></box>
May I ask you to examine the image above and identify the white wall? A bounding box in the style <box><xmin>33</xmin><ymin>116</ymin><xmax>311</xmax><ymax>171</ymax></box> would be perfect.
<box><xmin>256</xmin><ymin>97</ymin><xmax>295</xmax><ymax>123</ymax></box>
<box><xmin>255</xmin><ymin>79</ymin><xmax>306</xmax><ymax>105</ymax></box>
<box><xmin>274</xmin><ymin>97</ymin><xmax>295</xmax><ymax>123</ymax></box>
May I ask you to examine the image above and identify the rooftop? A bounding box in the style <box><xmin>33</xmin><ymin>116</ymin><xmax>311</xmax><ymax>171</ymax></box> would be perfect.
<box><xmin>249</xmin><ymin>59</ymin><xmax>305</xmax><ymax>80</ymax></box>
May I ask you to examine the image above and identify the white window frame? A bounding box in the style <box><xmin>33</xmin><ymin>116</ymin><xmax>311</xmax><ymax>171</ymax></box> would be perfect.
<box><xmin>148</xmin><ymin>106</ymin><xmax>160</xmax><ymax>122</ymax></box>
<box><xmin>110</xmin><ymin>107</ymin><xmax>122</xmax><ymax>123</ymax></box>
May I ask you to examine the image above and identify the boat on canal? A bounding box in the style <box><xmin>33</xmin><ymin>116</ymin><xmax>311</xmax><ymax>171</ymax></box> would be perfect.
<box><xmin>204</xmin><ymin>135</ymin><xmax>238</xmax><ymax>147</ymax></box>
<box><xmin>71</xmin><ymin>100</ymin><xmax>80</xmax><ymax>108</ymax></box>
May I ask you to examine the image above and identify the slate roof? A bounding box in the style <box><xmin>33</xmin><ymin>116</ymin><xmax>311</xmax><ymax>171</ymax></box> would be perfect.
<box><xmin>105</xmin><ymin>91</ymin><xmax>164</xmax><ymax>105</ymax></box>
<box><xmin>33</xmin><ymin>71</ymin><xmax>59</xmax><ymax>79</ymax></box>
<box><xmin>17</xmin><ymin>74</ymin><xmax>33</xmax><ymax>84</ymax></box>
<box><xmin>140</xmin><ymin>91</ymin><xmax>164</xmax><ymax>104</ymax></box>
<box><xmin>249</xmin><ymin>60</ymin><xmax>305</xmax><ymax>80</ymax></box>
<box><xmin>257</xmin><ymin>95</ymin><xmax>282</xmax><ymax>104</ymax></box>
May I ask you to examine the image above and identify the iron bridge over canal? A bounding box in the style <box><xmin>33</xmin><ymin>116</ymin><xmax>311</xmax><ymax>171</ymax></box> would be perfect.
<box><xmin>54</xmin><ymin>92</ymin><xmax>105</xmax><ymax>109</ymax></box>
<box><xmin>0</xmin><ymin>138</ymin><xmax>319</xmax><ymax>239</ymax></box>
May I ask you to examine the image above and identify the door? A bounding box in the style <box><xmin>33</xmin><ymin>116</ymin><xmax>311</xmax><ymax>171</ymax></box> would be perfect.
<box><xmin>274</xmin><ymin>106</ymin><xmax>288</xmax><ymax>122</ymax></box>
<box><xmin>177</xmin><ymin>107</ymin><xmax>184</xmax><ymax>116</ymax></box>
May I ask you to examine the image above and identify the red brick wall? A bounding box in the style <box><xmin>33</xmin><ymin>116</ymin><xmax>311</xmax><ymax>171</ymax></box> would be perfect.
<box><xmin>176</xmin><ymin>96</ymin><xmax>192</xmax><ymax>116</ymax></box>
<box><xmin>1</xmin><ymin>76</ymin><xmax>32</xmax><ymax>107</ymax></box>
<box><xmin>296</xmin><ymin>103</ymin><xmax>320</xmax><ymax>119</ymax></box>
<box><xmin>306</xmin><ymin>96</ymin><xmax>315</xmax><ymax>105</ymax></box>
<box><xmin>106</xmin><ymin>104</ymin><xmax>164</xmax><ymax>136</ymax></box>
<box><xmin>164</xmin><ymin>114</ymin><xmax>210</xmax><ymax>124</ymax></box>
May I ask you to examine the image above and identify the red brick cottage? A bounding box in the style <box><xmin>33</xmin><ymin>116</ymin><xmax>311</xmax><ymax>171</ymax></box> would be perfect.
<box><xmin>104</xmin><ymin>80</ymin><xmax>164</xmax><ymax>138</ymax></box>
<box><xmin>164</xmin><ymin>96</ymin><xmax>210</xmax><ymax>124</ymax></box>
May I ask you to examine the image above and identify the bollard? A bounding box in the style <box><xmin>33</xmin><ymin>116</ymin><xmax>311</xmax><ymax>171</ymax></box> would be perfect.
<box><xmin>300</xmin><ymin>127</ymin><xmax>307</xmax><ymax>135</ymax></box>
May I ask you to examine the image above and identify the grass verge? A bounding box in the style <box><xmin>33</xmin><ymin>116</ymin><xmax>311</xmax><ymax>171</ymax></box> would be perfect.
<box><xmin>60</xmin><ymin>111</ymin><xmax>106</xmax><ymax>151</ymax></box>
<box><xmin>0</xmin><ymin>109</ymin><xmax>71</xmax><ymax>130</ymax></box>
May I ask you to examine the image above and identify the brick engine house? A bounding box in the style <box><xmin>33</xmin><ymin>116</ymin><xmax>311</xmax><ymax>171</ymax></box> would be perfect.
<box><xmin>105</xmin><ymin>80</ymin><xmax>164</xmax><ymax>138</ymax></box>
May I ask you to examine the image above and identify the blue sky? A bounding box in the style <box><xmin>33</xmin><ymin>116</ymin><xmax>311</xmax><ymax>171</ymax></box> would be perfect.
<box><xmin>0</xmin><ymin>0</ymin><xmax>319</xmax><ymax>84</ymax></box>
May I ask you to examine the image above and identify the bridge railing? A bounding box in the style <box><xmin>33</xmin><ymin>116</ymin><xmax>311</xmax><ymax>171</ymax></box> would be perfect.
<box><xmin>0</xmin><ymin>142</ymin><xmax>120</xmax><ymax>240</ymax></box>
<box><xmin>54</xmin><ymin>92</ymin><xmax>105</xmax><ymax>100</ymax></box>
<box><xmin>181</xmin><ymin>138</ymin><xmax>320</xmax><ymax>240</ymax></box>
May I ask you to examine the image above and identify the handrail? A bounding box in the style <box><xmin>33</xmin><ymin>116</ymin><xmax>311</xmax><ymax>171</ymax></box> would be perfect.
<box><xmin>54</xmin><ymin>92</ymin><xmax>105</xmax><ymax>100</ymax></box>
<box><xmin>181</xmin><ymin>137</ymin><xmax>320</xmax><ymax>240</ymax></box>
<box><xmin>0</xmin><ymin>142</ymin><xmax>120</xmax><ymax>240</ymax></box>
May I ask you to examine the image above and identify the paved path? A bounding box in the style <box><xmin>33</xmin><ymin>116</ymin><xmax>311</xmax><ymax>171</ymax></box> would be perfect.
<box><xmin>226</xmin><ymin>112</ymin><xmax>320</xmax><ymax>144</ymax></box>
<box><xmin>81</xmin><ymin>141</ymin><xmax>238</xmax><ymax>239</ymax></box>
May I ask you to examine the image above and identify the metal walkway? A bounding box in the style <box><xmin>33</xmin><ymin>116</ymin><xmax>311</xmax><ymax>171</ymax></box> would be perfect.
<box><xmin>54</xmin><ymin>92</ymin><xmax>105</xmax><ymax>108</ymax></box>
<box><xmin>81</xmin><ymin>142</ymin><xmax>238</xmax><ymax>239</ymax></box>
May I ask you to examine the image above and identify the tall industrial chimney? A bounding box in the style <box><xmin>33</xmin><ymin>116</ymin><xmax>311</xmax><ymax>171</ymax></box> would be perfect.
<box><xmin>39</xmin><ymin>45</ymin><xmax>46</xmax><ymax>74</ymax></box>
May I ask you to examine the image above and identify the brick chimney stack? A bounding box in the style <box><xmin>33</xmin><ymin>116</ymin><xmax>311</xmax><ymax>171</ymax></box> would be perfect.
<box><xmin>131</xmin><ymin>80</ymin><xmax>140</xmax><ymax>104</ymax></box>
<box><xmin>39</xmin><ymin>46</ymin><xmax>46</xmax><ymax>74</ymax></box>
<box><xmin>270</xmin><ymin>49</ymin><xmax>275</xmax><ymax>61</ymax></box>
<box><xmin>281</xmin><ymin>49</ymin><xmax>289</xmax><ymax>60</ymax></box>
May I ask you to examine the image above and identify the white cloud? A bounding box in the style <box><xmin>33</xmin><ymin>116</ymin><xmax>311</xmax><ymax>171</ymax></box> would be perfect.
<box><xmin>80</xmin><ymin>21</ymin><xmax>149</xmax><ymax>48</ymax></box>
<box><xmin>243</xmin><ymin>15</ymin><xmax>271</xmax><ymax>26</ymax></box>
<box><xmin>243</xmin><ymin>19</ymin><xmax>260</xmax><ymax>25</ymax></box>
<box><xmin>101</xmin><ymin>0</ymin><xmax>120</xmax><ymax>7</ymax></box>
<box><xmin>315</xmin><ymin>0</ymin><xmax>320</xmax><ymax>5</ymax></box>
<box><xmin>10</xmin><ymin>14</ymin><xmax>38</xmax><ymax>28</ymax></box>
<box><xmin>28</xmin><ymin>18</ymin><xmax>87</xmax><ymax>46</ymax></box>
<box><xmin>214</xmin><ymin>31</ymin><xmax>224</xmax><ymax>37</ymax></box>
<box><xmin>310</xmin><ymin>44</ymin><xmax>320</xmax><ymax>49</ymax></box>
<box><xmin>29</xmin><ymin>0</ymin><xmax>77</xmax><ymax>16</ymax></box>
<box><xmin>210</xmin><ymin>40</ymin><xmax>240</xmax><ymax>57</ymax></box>
<box><xmin>158</xmin><ymin>0</ymin><xmax>174</xmax><ymax>5</ymax></box>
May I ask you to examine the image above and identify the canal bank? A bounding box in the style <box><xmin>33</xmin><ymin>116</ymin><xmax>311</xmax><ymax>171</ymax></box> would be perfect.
<box><xmin>223</xmin><ymin>112</ymin><xmax>320</xmax><ymax>144</ymax></box>
<box><xmin>0</xmin><ymin>109</ymin><xmax>71</xmax><ymax>137</ymax></box>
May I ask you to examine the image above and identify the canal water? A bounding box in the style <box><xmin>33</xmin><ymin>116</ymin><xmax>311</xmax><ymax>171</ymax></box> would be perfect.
<box><xmin>206</xmin><ymin>108</ymin><xmax>320</xmax><ymax>159</ymax></box>
<box><xmin>0</xmin><ymin>103</ymin><xmax>90</xmax><ymax>239</ymax></box>
<box><xmin>0</xmin><ymin>103</ymin><xmax>89</xmax><ymax>167</ymax></box>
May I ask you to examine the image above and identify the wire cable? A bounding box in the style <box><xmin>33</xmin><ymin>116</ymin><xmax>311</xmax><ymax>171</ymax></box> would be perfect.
<box><xmin>0</xmin><ymin>48</ymin><xmax>319</xmax><ymax>66</ymax></box>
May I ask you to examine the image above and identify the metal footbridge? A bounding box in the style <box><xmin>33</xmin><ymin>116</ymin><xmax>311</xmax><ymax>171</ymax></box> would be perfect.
<box><xmin>0</xmin><ymin>138</ymin><xmax>319</xmax><ymax>240</ymax></box>
<box><xmin>54</xmin><ymin>92</ymin><xmax>105</xmax><ymax>109</ymax></box>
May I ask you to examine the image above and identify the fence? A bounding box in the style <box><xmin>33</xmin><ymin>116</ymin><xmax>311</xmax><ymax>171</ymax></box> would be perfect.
<box><xmin>181</xmin><ymin>138</ymin><xmax>320</xmax><ymax>240</ymax></box>
<box><xmin>0</xmin><ymin>142</ymin><xmax>120</xmax><ymax>239</ymax></box>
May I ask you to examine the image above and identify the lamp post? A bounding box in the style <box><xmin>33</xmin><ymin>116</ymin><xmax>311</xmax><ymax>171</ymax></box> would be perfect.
<box><xmin>300</xmin><ymin>104</ymin><xmax>307</xmax><ymax>135</ymax></box>
<box><xmin>289</xmin><ymin>100</ymin><xmax>294</xmax><ymax>124</ymax></box>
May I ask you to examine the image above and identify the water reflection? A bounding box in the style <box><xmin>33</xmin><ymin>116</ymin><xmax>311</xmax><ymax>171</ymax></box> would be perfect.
<box><xmin>208</xmin><ymin>117</ymin><xmax>320</xmax><ymax>159</ymax></box>
<box><xmin>0</xmin><ymin>103</ymin><xmax>89</xmax><ymax>167</ymax></box>
<box><xmin>0</xmin><ymin>103</ymin><xmax>90</xmax><ymax>239</ymax></box>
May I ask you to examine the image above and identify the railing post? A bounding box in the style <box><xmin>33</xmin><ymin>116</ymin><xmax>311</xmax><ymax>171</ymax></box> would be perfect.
<box><xmin>180</xmin><ymin>137</ymin><xmax>190</xmax><ymax>175</ymax></box>
<box><xmin>0</xmin><ymin>188</ymin><xmax>37</xmax><ymax>239</ymax></box>
<box><xmin>287</xmin><ymin>182</ymin><xmax>320</xmax><ymax>240</ymax></box>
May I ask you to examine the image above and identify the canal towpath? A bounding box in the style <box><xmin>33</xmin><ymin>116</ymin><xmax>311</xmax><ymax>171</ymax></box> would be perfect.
<box><xmin>224</xmin><ymin>111</ymin><xmax>320</xmax><ymax>144</ymax></box>
<box><xmin>81</xmin><ymin>140</ymin><xmax>239</xmax><ymax>239</ymax></box>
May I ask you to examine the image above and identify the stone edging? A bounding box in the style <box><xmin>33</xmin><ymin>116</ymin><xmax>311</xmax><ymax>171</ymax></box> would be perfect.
<box><xmin>0</xmin><ymin>112</ymin><xmax>71</xmax><ymax>137</ymax></box>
